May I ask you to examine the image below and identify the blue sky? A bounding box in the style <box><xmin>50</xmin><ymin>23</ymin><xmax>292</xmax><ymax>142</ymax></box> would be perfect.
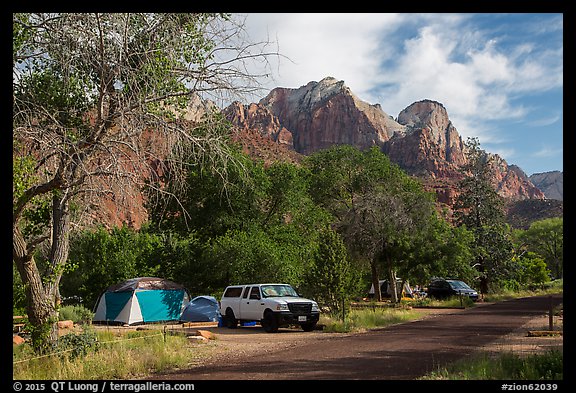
<box><xmin>238</xmin><ymin>13</ymin><xmax>563</xmax><ymax>176</ymax></box>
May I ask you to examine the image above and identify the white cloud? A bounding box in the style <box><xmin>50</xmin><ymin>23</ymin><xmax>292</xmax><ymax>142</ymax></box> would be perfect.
<box><xmin>533</xmin><ymin>146</ymin><xmax>563</xmax><ymax>158</ymax></box>
<box><xmin>375</xmin><ymin>17</ymin><xmax>539</xmax><ymax>124</ymax></box>
<box><xmin>243</xmin><ymin>13</ymin><xmax>561</xmax><ymax>113</ymax></box>
<box><xmin>468</xmin><ymin>41</ymin><xmax>512</xmax><ymax>85</ymax></box>
<box><xmin>529</xmin><ymin>114</ymin><xmax>561</xmax><ymax>127</ymax></box>
<box><xmin>243</xmin><ymin>13</ymin><xmax>405</xmax><ymax>100</ymax></box>
<box><xmin>240</xmin><ymin>13</ymin><xmax>562</xmax><ymax>174</ymax></box>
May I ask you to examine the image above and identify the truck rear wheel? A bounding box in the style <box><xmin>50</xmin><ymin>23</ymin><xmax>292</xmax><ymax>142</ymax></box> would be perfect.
<box><xmin>301</xmin><ymin>322</ymin><xmax>317</xmax><ymax>332</ymax></box>
<box><xmin>224</xmin><ymin>308</ymin><xmax>238</xmax><ymax>329</ymax></box>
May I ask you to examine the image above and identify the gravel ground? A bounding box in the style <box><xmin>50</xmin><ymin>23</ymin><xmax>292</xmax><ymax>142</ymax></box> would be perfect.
<box><xmin>479</xmin><ymin>306</ymin><xmax>563</xmax><ymax>356</ymax></box>
<box><xmin>150</xmin><ymin>298</ymin><xmax>563</xmax><ymax>377</ymax></box>
<box><xmin>157</xmin><ymin>307</ymin><xmax>460</xmax><ymax>367</ymax></box>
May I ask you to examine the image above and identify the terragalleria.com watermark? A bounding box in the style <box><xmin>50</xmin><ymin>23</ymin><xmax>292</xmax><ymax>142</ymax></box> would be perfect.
<box><xmin>13</xmin><ymin>381</ymin><xmax>195</xmax><ymax>392</ymax></box>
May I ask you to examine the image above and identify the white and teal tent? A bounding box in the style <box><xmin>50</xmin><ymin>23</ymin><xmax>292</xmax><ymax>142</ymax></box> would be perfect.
<box><xmin>93</xmin><ymin>277</ymin><xmax>190</xmax><ymax>325</ymax></box>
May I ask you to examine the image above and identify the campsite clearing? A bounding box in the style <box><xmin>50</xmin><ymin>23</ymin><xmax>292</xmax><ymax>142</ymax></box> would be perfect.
<box><xmin>150</xmin><ymin>295</ymin><xmax>562</xmax><ymax>380</ymax></box>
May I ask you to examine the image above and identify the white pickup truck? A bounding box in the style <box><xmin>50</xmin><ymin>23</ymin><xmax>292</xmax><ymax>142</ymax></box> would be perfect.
<box><xmin>219</xmin><ymin>283</ymin><xmax>320</xmax><ymax>333</ymax></box>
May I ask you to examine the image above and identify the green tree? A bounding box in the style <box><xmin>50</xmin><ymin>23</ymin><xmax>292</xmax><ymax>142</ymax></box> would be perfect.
<box><xmin>192</xmin><ymin>164</ymin><xmax>328</xmax><ymax>290</ymax></box>
<box><xmin>205</xmin><ymin>226</ymin><xmax>288</xmax><ymax>285</ymax></box>
<box><xmin>454</xmin><ymin>137</ymin><xmax>513</xmax><ymax>295</ymax></box>
<box><xmin>516</xmin><ymin>218</ymin><xmax>563</xmax><ymax>279</ymax></box>
<box><xmin>303</xmin><ymin>228</ymin><xmax>361</xmax><ymax>317</ymax></box>
<box><xmin>13</xmin><ymin>13</ymin><xmax>277</xmax><ymax>352</ymax></box>
<box><xmin>396</xmin><ymin>215</ymin><xmax>475</xmax><ymax>288</ymax></box>
<box><xmin>516</xmin><ymin>252</ymin><xmax>551</xmax><ymax>287</ymax></box>
<box><xmin>62</xmin><ymin>225</ymin><xmax>168</xmax><ymax>308</ymax></box>
<box><xmin>305</xmin><ymin>146</ymin><xmax>438</xmax><ymax>302</ymax></box>
<box><xmin>148</xmin><ymin>144</ymin><xmax>267</xmax><ymax>238</ymax></box>
<box><xmin>148</xmin><ymin>144</ymin><xmax>331</xmax><ymax>293</ymax></box>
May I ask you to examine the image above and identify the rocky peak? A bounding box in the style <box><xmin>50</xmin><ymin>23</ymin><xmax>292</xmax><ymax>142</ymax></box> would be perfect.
<box><xmin>529</xmin><ymin>171</ymin><xmax>563</xmax><ymax>201</ymax></box>
<box><xmin>260</xmin><ymin>77</ymin><xmax>405</xmax><ymax>154</ymax></box>
<box><xmin>384</xmin><ymin>99</ymin><xmax>467</xmax><ymax>179</ymax></box>
<box><xmin>287</xmin><ymin>76</ymin><xmax>346</xmax><ymax>110</ymax></box>
<box><xmin>232</xmin><ymin>77</ymin><xmax>545</xmax><ymax>203</ymax></box>
<box><xmin>391</xmin><ymin>99</ymin><xmax>543</xmax><ymax>200</ymax></box>
<box><xmin>398</xmin><ymin>100</ymin><xmax>451</xmax><ymax>139</ymax></box>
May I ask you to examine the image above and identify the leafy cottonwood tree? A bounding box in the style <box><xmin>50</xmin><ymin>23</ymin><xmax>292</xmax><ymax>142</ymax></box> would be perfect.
<box><xmin>393</xmin><ymin>213</ymin><xmax>475</xmax><ymax>289</ymax></box>
<box><xmin>305</xmin><ymin>146</ymin><xmax>437</xmax><ymax>302</ymax></box>
<box><xmin>339</xmin><ymin>179</ymin><xmax>437</xmax><ymax>303</ymax></box>
<box><xmin>454</xmin><ymin>137</ymin><xmax>513</xmax><ymax>295</ymax></box>
<box><xmin>13</xmin><ymin>13</ymin><xmax>278</xmax><ymax>352</ymax></box>
<box><xmin>516</xmin><ymin>217</ymin><xmax>563</xmax><ymax>279</ymax></box>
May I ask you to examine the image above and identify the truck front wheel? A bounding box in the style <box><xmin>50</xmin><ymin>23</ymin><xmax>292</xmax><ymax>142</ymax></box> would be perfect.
<box><xmin>261</xmin><ymin>310</ymin><xmax>279</xmax><ymax>333</ymax></box>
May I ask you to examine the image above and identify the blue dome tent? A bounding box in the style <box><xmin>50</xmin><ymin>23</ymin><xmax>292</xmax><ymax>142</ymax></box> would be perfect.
<box><xmin>180</xmin><ymin>295</ymin><xmax>220</xmax><ymax>323</ymax></box>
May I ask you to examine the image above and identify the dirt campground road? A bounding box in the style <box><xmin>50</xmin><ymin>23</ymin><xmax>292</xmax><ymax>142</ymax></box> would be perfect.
<box><xmin>150</xmin><ymin>294</ymin><xmax>563</xmax><ymax>381</ymax></box>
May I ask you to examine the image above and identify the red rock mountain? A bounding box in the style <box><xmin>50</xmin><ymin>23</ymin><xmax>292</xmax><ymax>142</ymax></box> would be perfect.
<box><xmin>258</xmin><ymin>77</ymin><xmax>405</xmax><ymax>154</ymax></box>
<box><xmin>61</xmin><ymin>77</ymin><xmax>547</xmax><ymax>230</ymax></box>
<box><xmin>224</xmin><ymin>76</ymin><xmax>545</xmax><ymax>204</ymax></box>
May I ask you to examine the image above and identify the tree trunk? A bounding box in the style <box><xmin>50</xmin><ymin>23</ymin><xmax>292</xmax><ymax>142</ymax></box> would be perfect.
<box><xmin>370</xmin><ymin>260</ymin><xmax>381</xmax><ymax>302</ymax></box>
<box><xmin>387</xmin><ymin>255</ymin><xmax>399</xmax><ymax>303</ymax></box>
<box><xmin>12</xmin><ymin>193</ymin><xmax>71</xmax><ymax>353</ymax></box>
<box><xmin>13</xmin><ymin>227</ymin><xmax>58</xmax><ymax>353</ymax></box>
<box><xmin>45</xmin><ymin>192</ymin><xmax>71</xmax><ymax>306</ymax></box>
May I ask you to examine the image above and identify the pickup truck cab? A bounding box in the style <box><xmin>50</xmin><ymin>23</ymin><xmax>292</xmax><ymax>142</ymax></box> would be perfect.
<box><xmin>219</xmin><ymin>283</ymin><xmax>320</xmax><ymax>332</ymax></box>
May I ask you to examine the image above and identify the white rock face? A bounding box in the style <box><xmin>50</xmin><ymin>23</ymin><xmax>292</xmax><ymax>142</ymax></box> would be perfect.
<box><xmin>260</xmin><ymin>77</ymin><xmax>406</xmax><ymax>153</ymax></box>
<box><xmin>529</xmin><ymin>171</ymin><xmax>563</xmax><ymax>201</ymax></box>
<box><xmin>282</xmin><ymin>76</ymin><xmax>343</xmax><ymax>112</ymax></box>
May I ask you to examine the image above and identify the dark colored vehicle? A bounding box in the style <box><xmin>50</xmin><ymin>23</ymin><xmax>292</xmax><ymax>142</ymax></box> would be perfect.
<box><xmin>426</xmin><ymin>279</ymin><xmax>479</xmax><ymax>301</ymax></box>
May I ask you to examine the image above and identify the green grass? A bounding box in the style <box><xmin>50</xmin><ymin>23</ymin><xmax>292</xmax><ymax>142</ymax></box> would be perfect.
<box><xmin>483</xmin><ymin>279</ymin><xmax>563</xmax><ymax>303</ymax></box>
<box><xmin>411</xmin><ymin>295</ymin><xmax>476</xmax><ymax>308</ymax></box>
<box><xmin>13</xmin><ymin>328</ymin><xmax>208</xmax><ymax>380</ymax></box>
<box><xmin>421</xmin><ymin>349</ymin><xmax>563</xmax><ymax>380</ymax></box>
<box><xmin>320</xmin><ymin>306</ymin><xmax>421</xmax><ymax>333</ymax></box>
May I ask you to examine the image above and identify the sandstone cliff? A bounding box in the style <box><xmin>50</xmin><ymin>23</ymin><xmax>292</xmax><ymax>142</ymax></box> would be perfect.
<box><xmin>383</xmin><ymin>99</ymin><xmax>467</xmax><ymax>179</ymax></box>
<box><xmin>232</xmin><ymin>78</ymin><xmax>544</xmax><ymax>203</ymax></box>
<box><xmin>384</xmin><ymin>99</ymin><xmax>544</xmax><ymax>201</ymax></box>
<box><xmin>259</xmin><ymin>76</ymin><xmax>406</xmax><ymax>154</ymax></box>
<box><xmin>223</xmin><ymin>101</ymin><xmax>295</xmax><ymax>149</ymax></box>
<box><xmin>222</xmin><ymin>101</ymin><xmax>301</xmax><ymax>165</ymax></box>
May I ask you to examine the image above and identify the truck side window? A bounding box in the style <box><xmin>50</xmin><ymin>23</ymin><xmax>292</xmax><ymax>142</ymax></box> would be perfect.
<box><xmin>223</xmin><ymin>287</ymin><xmax>243</xmax><ymax>297</ymax></box>
<box><xmin>242</xmin><ymin>287</ymin><xmax>251</xmax><ymax>299</ymax></box>
<box><xmin>249</xmin><ymin>287</ymin><xmax>261</xmax><ymax>300</ymax></box>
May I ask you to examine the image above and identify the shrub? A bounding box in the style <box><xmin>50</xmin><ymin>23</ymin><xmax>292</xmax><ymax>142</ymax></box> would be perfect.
<box><xmin>58</xmin><ymin>305</ymin><xmax>94</xmax><ymax>324</ymax></box>
<box><xmin>57</xmin><ymin>328</ymin><xmax>99</xmax><ymax>360</ymax></box>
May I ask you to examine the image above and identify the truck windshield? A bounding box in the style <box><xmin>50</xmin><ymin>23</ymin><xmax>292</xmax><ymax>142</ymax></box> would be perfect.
<box><xmin>261</xmin><ymin>285</ymin><xmax>299</xmax><ymax>297</ymax></box>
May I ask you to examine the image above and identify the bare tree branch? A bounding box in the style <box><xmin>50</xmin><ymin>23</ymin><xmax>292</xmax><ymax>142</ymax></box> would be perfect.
<box><xmin>13</xmin><ymin>12</ymin><xmax>280</xmax><ymax>352</ymax></box>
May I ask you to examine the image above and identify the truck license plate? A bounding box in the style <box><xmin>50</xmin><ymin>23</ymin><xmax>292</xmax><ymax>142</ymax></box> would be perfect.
<box><xmin>298</xmin><ymin>316</ymin><xmax>307</xmax><ymax>322</ymax></box>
